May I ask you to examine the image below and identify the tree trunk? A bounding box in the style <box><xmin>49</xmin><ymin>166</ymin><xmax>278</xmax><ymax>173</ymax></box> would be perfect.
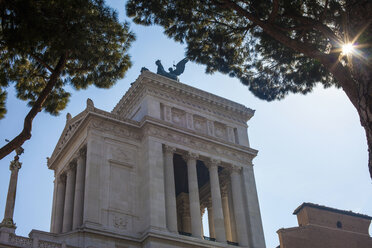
<box><xmin>0</xmin><ymin>54</ymin><xmax>67</xmax><ymax>160</ymax></box>
<box><xmin>351</xmin><ymin>58</ymin><xmax>372</xmax><ymax>180</ymax></box>
<box><xmin>347</xmin><ymin>0</ymin><xmax>372</xmax><ymax>179</ymax></box>
<box><xmin>357</xmin><ymin>88</ymin><xmax>372</xmax><ymax>180</ymax></box>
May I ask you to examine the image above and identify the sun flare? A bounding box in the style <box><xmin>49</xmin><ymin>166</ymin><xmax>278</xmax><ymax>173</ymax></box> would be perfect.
<box><xmin>342</xmin><ymin>43</ymin><xmax>354</xmax><ymax>55</ymax></box>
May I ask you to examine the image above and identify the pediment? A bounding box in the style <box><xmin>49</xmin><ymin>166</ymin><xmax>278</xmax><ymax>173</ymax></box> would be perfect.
<box><xmin>49</xmin><ymin>110</ymin><xmax>88</xmax><ymax>164</ymax></box>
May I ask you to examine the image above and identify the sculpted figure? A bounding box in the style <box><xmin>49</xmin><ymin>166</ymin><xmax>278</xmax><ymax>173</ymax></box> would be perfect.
<box><xmin>155</xmin><ymin>58</ymin><xmax>188</xmax><ymax>81</ymax></box>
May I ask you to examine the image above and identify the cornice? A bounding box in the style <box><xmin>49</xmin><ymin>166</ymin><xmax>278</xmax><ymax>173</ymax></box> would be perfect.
<box><xmin>112</xmin><ymin>71</ymin><xmax>255</xmax><ymax>123</ymax></box>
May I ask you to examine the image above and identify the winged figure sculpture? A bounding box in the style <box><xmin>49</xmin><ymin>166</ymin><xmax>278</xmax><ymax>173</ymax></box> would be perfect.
<box><xmin>155</xmin><ymin>58</ymin><xmax>189</xmax><ymax>81</ymax></box>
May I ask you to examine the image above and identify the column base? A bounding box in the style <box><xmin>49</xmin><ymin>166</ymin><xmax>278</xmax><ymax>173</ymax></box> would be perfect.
<box><xmin>0</xmin><ymin>223</ymin><xmax>16</xmax><ymax>244</ymax></box>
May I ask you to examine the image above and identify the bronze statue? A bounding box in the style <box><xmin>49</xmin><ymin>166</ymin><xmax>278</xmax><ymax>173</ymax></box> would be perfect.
<box><xmin>155</xmin><ymin>58</ymin><xmax>188</xmax><ymax>81</ymax></box>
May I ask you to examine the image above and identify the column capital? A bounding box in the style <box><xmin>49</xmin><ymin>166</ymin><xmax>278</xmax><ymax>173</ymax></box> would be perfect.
<box><xmin>66</xmin><ymin>161</ymin><xmax>77</xmax><ymax>172</ymax></box>
<box><xmin>58</xmin><ymin>173</ymin><xmax>67</xmax><ymax>183</ymax></box>
<box><xmin>184</xmin><ymin>152</ymin><xmax>199</xmax><ymax>162</ymax></box>
<box><xmin>227</xmin><ymin>165</ymin><xmax>241</xmax><ymax>174</ymax></box>
<box><xmin>164</xmin><ymin>145</ymin><xmax>176</xmax><ymax>154</ymax></box>
<box><xmin>77</xmin><ymin>148</ymin><xmax>86</xmax><ymax>159</ymax></box>
<box><xmin>9</xmin><ymin>160</ymin><xmax>21</xmax><ymax>171</ymax></box>
<box><xmin>205</xmin><ymin>159</ymin><xmax>220</xmax><ymax>169</ymax></box>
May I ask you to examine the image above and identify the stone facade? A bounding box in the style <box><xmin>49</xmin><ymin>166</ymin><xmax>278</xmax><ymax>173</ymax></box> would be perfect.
<box><xmin>277</xmin><ymin>202</ymin><xmax>372</xmax><ymax>248</ymax></box>
<box><xmin>0</xmin><ymin>71</ymin><xmax>266</xmax><ymax>248</ymax></box>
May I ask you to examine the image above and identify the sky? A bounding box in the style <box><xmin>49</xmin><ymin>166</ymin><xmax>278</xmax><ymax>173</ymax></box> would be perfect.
<box><xmin>0</xmin><ymin>1</ymin><xmax>371</xmax><ymax>248</ymax></box>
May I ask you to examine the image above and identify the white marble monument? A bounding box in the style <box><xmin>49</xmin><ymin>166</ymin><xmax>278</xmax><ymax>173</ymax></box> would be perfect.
<box><xmin>0</xmin><ymin>70</ymin><xmax>266</xmax><ymax>248</ymax></box>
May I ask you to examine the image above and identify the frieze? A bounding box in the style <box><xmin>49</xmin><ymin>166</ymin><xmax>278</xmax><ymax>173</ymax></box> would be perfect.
<box><xmin>8</xmin><ymin>234</ymin><xmax>32</xmax><ymax>247</ymax></box>
<box><xmin>90</xmin><ymin>119</ymin><xmax>141</xmax><ymax>141</ymax></box>
<box><xmin>38</xmin><ymin>240</ymin><xmax>62</xmax><ymax>248</ymax></box>
<box><xmin>147</xmin><ymin>87</ymin><xmax>247</xmax><ymax>124</ymax></box>
<box><xmin>144</xmin><ymin>125</ymin><xmax>253</xmax><ymax>164</ymax></box>
<box><xmin>7</xmin><ymin>234</ymin><xmax>75</xmax><ymax>248</ymax></box>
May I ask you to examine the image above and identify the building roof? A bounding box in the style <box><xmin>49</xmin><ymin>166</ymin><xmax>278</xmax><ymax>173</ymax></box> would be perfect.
<box><xmin>293</xmin><ymin>202</ymin><xmax>372</xmax><ymax>220</ymax></box>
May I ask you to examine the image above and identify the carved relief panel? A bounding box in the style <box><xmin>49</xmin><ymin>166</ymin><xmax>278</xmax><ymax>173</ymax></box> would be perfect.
<box><xmin>214</xmin><ymin>122</ymin><xmax>227</xmax><ymax>140</ymax></box>
<box><xmin>193</xmin><ymin>115</ymin><xmax>207</xmax><ymax>134</ymax></box>
<box><xmin>171</xmin><ymin>107</ymin><xmax>186</xmax><ymax>127</ymax></box>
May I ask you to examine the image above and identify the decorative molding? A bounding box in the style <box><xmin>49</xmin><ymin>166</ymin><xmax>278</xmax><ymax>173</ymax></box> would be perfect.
<box><xmin>49</xmin><ymin>105</ymin><xmax>141</xmax><ymax>167</ymax></box>
<box><xmin>7</xmin><ymin>234</ymin><xmax>75</xmax><ymax>248</ymax></box>
<box><xmin>193</xmin><ymin>115</ymin><xmax>207</xmax><ymax>134</ymax></box>
<box><xmin>164</xmin><ymin>105</ymin><xmax>172</xmax><ymax>122</ymax></box>
<box><xmin>227</xmin><ymin>165</ymin><xmax>242</xmax><ymax>174</ymax></box>
<box><xmin>144</xmin><ymin>124</ymin><xmax>254</xmax><ymax>164</ymax></box>
<box><xmin>8</xmin><ymin>234</ymin><xmax>32</xmax><ymax>247</ymax></box>
<box><xmin>227</xmin><ymin>127</ymin><xmax>235</xmax><ymax>143</ymax></box>
<box><xmin>164</xmin><ymin>145</ymin><xmax>176</xmax><ymax>154</ymax></box>
<box><xmin>112</xmin><ymin>71</ymin><xmax>254</xmax><ymax>124</ymax></box>
<box><xmin>90</xmin><ymin>119</ymin><xmax>141</xmax><ymax>141</ymax></box>
<box><xmin>171</xmin><ymin>108</ymin><xmax>186</xmax><ymax>127</ymax></box>
<box><xmin>184</xmin><ymin>152</ymin><xmax>199</xmax><ymax>162</ymax></box>
<box><xmin>38</xmin><ymin>240</ymin><xmax>62</xmax><ymax>248</ymax></box>
<box><xmin>113</xmin><ymin>215</ymin><xmax>128</xmax><ymax>230</ymax></box>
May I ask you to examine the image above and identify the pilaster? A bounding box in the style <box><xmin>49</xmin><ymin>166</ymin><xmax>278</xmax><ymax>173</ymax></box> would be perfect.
<box><xmin>242</xmin><ymin>165</ymin><xmax>266</xmax><ymax>248</ymax></box>
<box><xmin>62</xmin><ymin>163</ymin><xmax>76</xmax><ymax>232</ymax></box>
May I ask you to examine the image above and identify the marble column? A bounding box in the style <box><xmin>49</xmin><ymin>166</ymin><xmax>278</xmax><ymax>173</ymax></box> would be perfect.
<box><xmin>177</xmin><ymin>193</ymin><xmax>191</xmax><ymax>233</ymax></box>
<box><xmin>50</xmin><ymin>178</ymin><xmax>58</xmax><ymax>233</ymax></box>
<box><xmin>230</xmin><ymin>165</ymin><xmax>249</xmax><ymax>247</ymax></box>
<box><xmin>206</xmin><ymin>159</ymin><xmax>226</xmax><ymax>242</ymax></box>
<box><xmin>54</xmin><ymin>175</ymin><xmax>66</xmax><ymax>233</ymax></box>
<box><xmin>163</xmin><ymin>145</ymin><xmax>178</xmax><ymax>233</ymax></box>
<box><xmin>200</xmin><ymin>208</ymin><xmax>205</xmax><ymax>236</ymax></box>
<box><xmin>73</xmin><ymin>150</ymin><xmax>86</xmax><ymax>229</ymax></box>
<box><xmin>185</xmin><ymin>152</ymin><xmax>202</xmax><ymax>238</ymax></box>
<box><xmin>228</xmin><ymin>182</ymin><xmax>238</xmax><ymax>242</ymax></box>
<box><xmin>0</xmin><ymin>158</ymin><xmax>22</xmax><ymax>230</ymax></box>
<box><xmin>221</xmin><ymin>185</ymin><xmax>232</xmax><ymax>241</ymax></box>
<box><xmin>207</xmin><ymin>200</ymin><xmax>215</xmax><ymax>238</ymax></box>
<box><xmin>62</xmin><ymin>164</ymin><xmax>76</xmax><ymax>232</ymax></box>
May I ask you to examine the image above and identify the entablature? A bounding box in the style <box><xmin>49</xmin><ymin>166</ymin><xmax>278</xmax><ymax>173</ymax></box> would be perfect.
<box><xmin>141</xmin><ymin>116</ymin><xmax>258</xmax><ymax>167</ymax></box>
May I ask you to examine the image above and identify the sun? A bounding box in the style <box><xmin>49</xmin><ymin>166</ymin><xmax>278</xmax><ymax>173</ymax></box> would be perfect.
<box><xmin>342</xmin><ymin>43</ymin><xmax>354</xmax><ymax>55</ymax></box>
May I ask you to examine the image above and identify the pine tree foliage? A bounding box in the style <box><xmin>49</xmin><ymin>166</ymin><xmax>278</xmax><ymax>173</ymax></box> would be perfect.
<box><xmin>126</xmin><ymin>0</ymin><xmax>372</xmax><ymax>178</ymax></box>
<box><xmin>0</xmin><ymin>0</ymin><xmax>134</xmax><ymax>159</ymax></box>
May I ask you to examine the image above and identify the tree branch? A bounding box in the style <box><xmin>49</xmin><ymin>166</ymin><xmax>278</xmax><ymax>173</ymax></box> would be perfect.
<box><xmin>284</xmin><ymin>13</ymin><xmax>343</xmax><ymax>44</ymax></box>
<box><xmin>30</xmin><ymin>53</ymin><xmax>55</xmax><ymax>73</ymax></box>
<box><xmin>218</xmin><ymin>0</ymin><xmax>359</xmax><ymax>108</ymax></box>
<box><xmin>0</xmin><ymin>53</ymin><xmax>67</xmax><ymax>160</ymax></box>
<box><xmin>321</xmin><ymin>0</ymin><xmax>329</xmax><ymax>22</ymax></box>
<box><xmin>268</xmin><ymin>0</ymin><xmax>279</xmax><ymax>22</ymax></box>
